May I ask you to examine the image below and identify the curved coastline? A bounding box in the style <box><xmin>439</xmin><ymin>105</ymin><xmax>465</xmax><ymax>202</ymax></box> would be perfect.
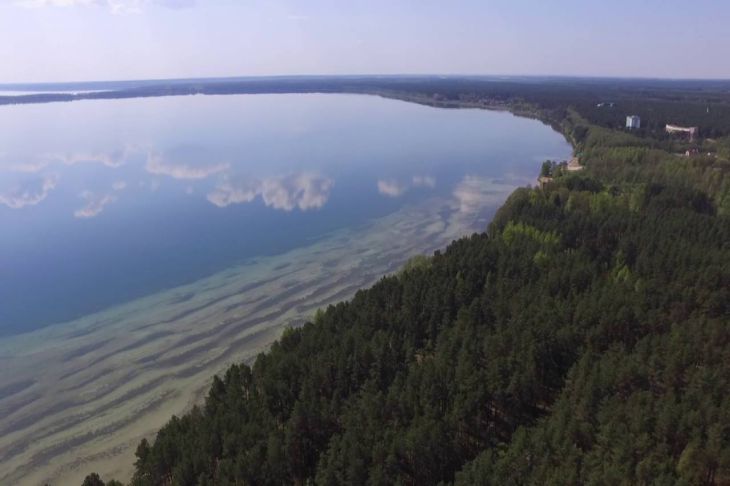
<box><xmin>0</xmin><ymin>92</ymin><xmax>574</xmax><ymax>485</ymax></box>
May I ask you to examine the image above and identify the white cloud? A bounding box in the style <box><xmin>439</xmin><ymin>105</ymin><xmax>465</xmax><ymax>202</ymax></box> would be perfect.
<box><xmin>108</xmin><ymin>0</ymin><xmax>145</xmax><ymax>14</ymax></box>
<box><xmin>145</xmin><ymin>153</ymin><xmax>229</xmax><ymax>180</ymax></box>
<box><xmin>0</xmin><ymin>174</ymin><xmax>58</xmax><ymax>209</ymax></box>
<box><xmin>74</xmin><ymin>190</ymin><xmax>116</xmax><ymax>218</ymax></box>
<box><xmin>207</xmin><ymin>173</ymin><xmax>334</xmax><ymax>212</ymax></box>
<box><xmin>17</xmin><ymin>0</ymin><xmax>97</xmax><ymax>6</ymax></box>
<box><xmin>15</xmin><ymin>0</ymin><xmax>195</xmax><ymax>13</ymax></box>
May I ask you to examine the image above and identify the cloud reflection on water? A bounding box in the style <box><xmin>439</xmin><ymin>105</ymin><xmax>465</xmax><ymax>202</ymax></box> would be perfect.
<box><xmin>74</xmin><ymin>191</ymin><xmax>117</xmax><ymax>219</ymax></box>
<box><xmin>377</xmin><ymin>179</ymin><xmax>407</xmax><ymax>197</ymax></box>
<box><xmin>412</xmin><ymin>175</ymin><xmax>436</xmax><ymax>188</ymax></box>
<box><xmin>0</xmin><ymin>174</ymin><xmax>58</xmax><ymax>209</ymax></box>
<box><xmin>1</xmin><ymin>148</ymin><xmax>130</xmax><ymax>173</ymax></box>
<box><xmin>73</xmin><ymin>180</ymin><xmax>127</xmax><ymax>218</ymax></box>
<box><xmin>56</xmin><ymin>150</ymin><xmax>128</xmax><ymax>169</ymax></box>
<box><xmin>145</xmin><ymin>152</ymin><xmax>229</xmax><ymax>180</ymax></box>
<box><xmin>453</xmin><ymin>175</ymin><xmax>519</xmax><ymax>214</ymax></box>
<box><xmin>207</xmin><ymin>173</ymin><xmax>334</xmax><ymax>211</ymax></box>
<box><xmin>206</xmin><ymin>176</ymin><xmax>258</xmax><ymax>207</ymax></box>
<box><xmin>1</xmin><ymin>146</ymin><xmax>337</xmax><ymax>213</ymax></box>
<box><xmin>377</xmin><ymin>175</ymin><xmax>436</xmax><ymax>197</ymax></box>
<box><xmin>261</xmin><ymin>173</ymin><xmax>334</xmax><ymax>211</ymax></box>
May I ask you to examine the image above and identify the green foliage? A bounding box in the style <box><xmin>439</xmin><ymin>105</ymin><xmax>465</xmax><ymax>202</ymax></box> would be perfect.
<box><xmin>312</xmin><ymin>307</ymin><xmax>326</xmax><ymax>325</ymax></box>
<box><xmin>502</xmin><ymin>221</ymin><xmax>560</xmax><ymax>248</ymax></box>
<box><xmin>540</xmin><ymin>160</ymin><xmax>554</xmax><ymax>177</ymax></box>
<box><xmin>397</xmin><ymin>254</ymin><xmax>432</xmax><ymax>278</ymax></box>
<box><xmin>81</xmin><ymin>474</ymin><xmax>106</xmax><ymax>486</ymax></box>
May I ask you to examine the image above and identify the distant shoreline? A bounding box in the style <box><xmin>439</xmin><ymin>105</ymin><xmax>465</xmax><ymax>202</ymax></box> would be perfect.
<box><xmin>0</xmin><ymin>78</ymin><xmax>571</xmax><ymax>155</ymax></box>
<box><xmin>0</xmin><ymin>80</ymin><xmax>572</xmax><ymax>163</ymax></box>
<box><xmin>1</xmin><ymin>74</ymin><xmax>729</xmax><ymax>110</ymax></box>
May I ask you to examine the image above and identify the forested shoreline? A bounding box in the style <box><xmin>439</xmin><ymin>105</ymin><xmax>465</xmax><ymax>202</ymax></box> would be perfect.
<box><xmin>81</xmin><ymin>81</ymin><xmax>729</xmax><ymax>486</ymax></box>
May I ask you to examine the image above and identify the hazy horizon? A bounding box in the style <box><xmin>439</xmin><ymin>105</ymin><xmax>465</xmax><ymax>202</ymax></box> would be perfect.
<box><xmin>1</xmin><ymin>0</ymin><xmax>729</xmax><ymax>84</ymax></box>
<box><xmin>3</xmin><ymin>73</ymin><xmax>730</xmax><ymax>89</ymax></box>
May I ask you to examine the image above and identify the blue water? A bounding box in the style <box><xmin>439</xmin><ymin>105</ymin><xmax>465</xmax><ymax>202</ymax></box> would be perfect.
<box><xmin>0</xmin><ymin>94</ymin><xmax>571</xmax><ymax>336</ymax></box>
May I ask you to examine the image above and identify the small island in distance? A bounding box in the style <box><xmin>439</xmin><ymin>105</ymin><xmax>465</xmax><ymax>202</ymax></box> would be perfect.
<box><xmin>17</xmin><ymin>74</ymin><xmax>723</xmax><ymax>486</ymax></box>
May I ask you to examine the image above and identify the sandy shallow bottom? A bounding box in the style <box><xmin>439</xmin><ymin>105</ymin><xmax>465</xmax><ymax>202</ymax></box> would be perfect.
<box><xmin>0</xmin><ymin>181</ymin><xmax>516</xmax><ymax>486</ymax></box>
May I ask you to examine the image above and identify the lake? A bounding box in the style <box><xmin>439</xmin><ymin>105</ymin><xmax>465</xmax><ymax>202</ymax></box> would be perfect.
<box><xmin>0</xmin><ymin>93</ymin><xmax>569</xmax><ymax>336</ymax></box>
<box><xmin>0</xmin><ymin>93</ymin><xmax>571</xmax><ymax>484</ymax></box>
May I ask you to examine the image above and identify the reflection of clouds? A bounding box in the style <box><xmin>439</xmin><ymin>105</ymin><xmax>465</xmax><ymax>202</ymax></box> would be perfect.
<box><xmin>73</xmin><ymin>181</ymin><xmax>126</xmax><ymax>218</ymax></box>
<box><xmin>207</xmin><ymin>177</ymin><xmax>258</xmax><ymax>207</ymax></box>
<box><xmin>112</xmin><ymin>180</ymin><xmax>127</xmax><ymax>191</ymax></box>
<box><xmin>261</xmin><ymin>173</ymin><xmax>334</xmax><ymax>211</ymax></box>
<box><xmin>377</xmin><ymin>175</ymin><xmax>436</xmax><ymax>197</ymax></box>
<box><xmin>377</xmin><ymin>179</ymin><xmax>407</xmax><ymax>197</ymax></box>
<box><xmin>56</xmin><ymin>150</ymin><xmax>128</xmax><ymax>168</ymax></box>
<box><xmin>4</xmin><ymin>159</ymin><xmax>51</xmax><ymax>173</ymax></box>
<box><xmin>2</xmin><ymin>148</ymin><xmax>132</xmax><ymax>173</ymax></box>
<box><xmin>207</xmin><ymin>173</ymin><xmax>334</xmax><ymax>211</ymax></box>
<box><xmin>412</xmin><ymin>175</ymin><xmax>436</xmax><ymax>188</ymax></box>
<box><xmin>453</xmin><ymin>176</ymin><xmax>515</xmax><ymax>214</ymax></box>
<box><xmin>139</xmin><ymin>179</ymin><xmax>161</xmax><ymax>192</ymax></box>
<box><xmin>74</xmin><ymin>191</ymin><xmax>116</xmax><ymax>219</ymax></box>
<box><xmin>145</xmin><ymin>153</ymin><xmax>229</xmax><ymax>180</ymax></box>
<box><xmin>0</xmin><ymin>174</ymin><xmax>58</xmax><ymax>209</ymax></box>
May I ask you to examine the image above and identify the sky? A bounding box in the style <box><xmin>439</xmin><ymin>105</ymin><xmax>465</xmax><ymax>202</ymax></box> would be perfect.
<box><xmin>1</xmin><ymin>0</ymin><xmax>729</xmax><ymax>83</ymax></box>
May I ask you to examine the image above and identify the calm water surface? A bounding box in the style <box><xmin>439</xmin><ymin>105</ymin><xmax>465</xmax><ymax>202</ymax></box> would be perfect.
<box><xmin>0</xmin><ymin>94</ymin><xmax>570</xmax><ymax>336</ymax></box>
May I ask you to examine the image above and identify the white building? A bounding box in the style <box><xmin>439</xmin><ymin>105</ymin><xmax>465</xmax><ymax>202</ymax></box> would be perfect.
<box><xmin>626</xmin><ymin>115</ymin><xmax>641</xmax><ymax>129</ymax></box>
<box><xmin>666</xmin><ymin>124</ymin><xmax>699</xmax><ymax>141</ymax></box>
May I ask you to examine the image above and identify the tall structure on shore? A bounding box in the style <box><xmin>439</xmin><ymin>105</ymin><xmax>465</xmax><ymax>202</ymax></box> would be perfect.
<box><xmin>666</xmin><ymin>124</ymin><xmax>699</xmax><ymax>141</ymax></box>
<box><xmin>626</xmin><ymin>115</ymin><xmax>641</xmax><ymax>129</ymax></box>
